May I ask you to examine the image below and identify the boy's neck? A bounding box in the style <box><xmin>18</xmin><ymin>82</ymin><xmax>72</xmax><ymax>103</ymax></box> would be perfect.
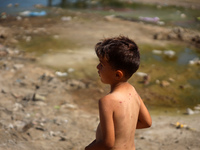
<box><xmin>110</xmin><ymin>81</ymin><xmax>128</xmax><ymax>93</ymax></box>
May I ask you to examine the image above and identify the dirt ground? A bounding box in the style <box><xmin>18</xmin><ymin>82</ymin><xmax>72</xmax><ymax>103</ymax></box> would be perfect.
<box><xmin>0</xmin><ymin>1</ymin><xmax>200</xmax><ymax>150</ymax></box>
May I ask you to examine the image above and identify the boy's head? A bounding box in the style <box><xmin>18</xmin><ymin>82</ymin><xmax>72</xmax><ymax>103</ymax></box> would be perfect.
<box><xmin>95</xmin><ymin>35</ymin><xmax>140</xmax><ymax>79</ymax></box>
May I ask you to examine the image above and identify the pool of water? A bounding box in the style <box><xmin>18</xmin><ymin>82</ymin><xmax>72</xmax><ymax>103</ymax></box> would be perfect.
<box><xmin>150</xmin><ymin>48</ymin><xmax>199</xmax><ymax>65</ymax></box>
<box><xmin>0</xmin><ymin>0</ymin><xmax>65</xmax><ymax>15</ymax></box>
<box><xmin>137</xmin><ymin>45</ymin><xmax>200</xmax><ymax>108</ymax></box>
<box><xmin>177</xmin><ymin>48</ymin><xmax>199</xmax><ymax>65</ymax></box>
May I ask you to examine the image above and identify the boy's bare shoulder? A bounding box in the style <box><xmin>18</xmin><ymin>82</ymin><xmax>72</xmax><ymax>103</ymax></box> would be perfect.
<box><xmin>99</xmin><ymin>94</ymin><xmax>115</xmax><ymax>104</ymax></box>
<box><xmin>101</xmin><ymin>92</ymin><xmax>122</xmax><ymax>101</ymax></box>
<box><xmin>99</xmin><ymin>93</ymin><xmax>120</xmax><ymax>106</ymax></box>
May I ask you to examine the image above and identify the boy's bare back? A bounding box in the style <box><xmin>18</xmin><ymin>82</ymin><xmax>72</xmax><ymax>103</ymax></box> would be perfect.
<box><xmin>96</xmin><ymin>82</ymin><xmax>140</xmax><ymax>150</ymax></box>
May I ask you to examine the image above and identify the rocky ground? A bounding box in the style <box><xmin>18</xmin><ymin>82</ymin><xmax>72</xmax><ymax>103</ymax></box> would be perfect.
<box><xmin>0</xmin><ymin>1</ymin><xmax>200</xmax><ymax>150</ymax></box>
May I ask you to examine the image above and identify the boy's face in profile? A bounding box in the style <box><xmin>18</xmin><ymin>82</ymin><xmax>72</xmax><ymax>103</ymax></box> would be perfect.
<box><xmin>97</xmin><ymin>57</ymin><xmax>116</xmax><ymax>84</ymax></box>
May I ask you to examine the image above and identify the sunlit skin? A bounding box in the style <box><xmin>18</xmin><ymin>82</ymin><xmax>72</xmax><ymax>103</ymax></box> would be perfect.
<box><xmin>85</xmin><ymin>57</ymin><xmax>152</xmax><ymax>150</ymax></box>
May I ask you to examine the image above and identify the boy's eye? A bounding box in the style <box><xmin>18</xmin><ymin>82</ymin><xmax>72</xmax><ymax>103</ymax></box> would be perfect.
<box><xmin>98</xmin><ymin>63</ymin><xmax>103</xmax><ymax>68</ymax></box>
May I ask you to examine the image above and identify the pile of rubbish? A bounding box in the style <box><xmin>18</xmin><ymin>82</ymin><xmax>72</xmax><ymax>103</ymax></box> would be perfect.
<box><xmin>19</xmin><ymin>11</ymin><xmax>47</xmax><ymax>17</ymax></box>
<box><xmin>171</xmin><ymin>122</ymin><xmax>196</xmax><ymax>131</ymax></box>
<box><xmin>139</xmin><ymin>16</ymin><xmax>165</xmax><ymax>25</ymax></box>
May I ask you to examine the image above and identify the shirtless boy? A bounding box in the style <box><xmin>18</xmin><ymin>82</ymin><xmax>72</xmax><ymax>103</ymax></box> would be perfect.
<box><xmin>85</xmin><ymin>36</ymin><xmax>152</xmax><ymax>150</ymax></box>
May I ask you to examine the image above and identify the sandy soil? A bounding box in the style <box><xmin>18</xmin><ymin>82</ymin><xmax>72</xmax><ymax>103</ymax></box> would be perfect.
<box><xmin>0</xmin><ymin>1</ymin><xmax>200</xmax><ymax>150</ymax></box>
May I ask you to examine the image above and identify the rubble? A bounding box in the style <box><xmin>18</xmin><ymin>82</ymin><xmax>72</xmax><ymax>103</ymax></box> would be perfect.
<box><xmin>0</xmin><ymin>42</ymin><xmax>98</xmax><ymax>149</ymax></box>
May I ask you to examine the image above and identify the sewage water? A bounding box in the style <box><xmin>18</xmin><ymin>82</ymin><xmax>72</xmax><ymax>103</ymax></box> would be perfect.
<box><xmin>177</xmin><ymin>48</ymin><xmax>199</xmax><ymax>65</ymax></box>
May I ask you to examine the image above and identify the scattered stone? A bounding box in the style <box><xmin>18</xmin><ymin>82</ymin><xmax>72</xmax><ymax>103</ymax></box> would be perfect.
<box><xmin>14</xmin><ymin>3</ymin><xmax>19</xmax><ymax>7</ymax></box>
<box><xmin>143</xmin><ymin>75</ymin><xmax>151</xmax><ymax>85</ymax></box>
<box><xmin>104</xmin><ymin>15</ymin><xmax>115</xmax><ymax>21</ymax></box>
<box><xmin>53</xmin><ymin>35</ymin><xmax>60</xmax><ymax>39</ymax></box>
<box><xmin>1</xmin><ymin>89</ymin><xmax>6</xmax><ymax>94</ymax></box>
<box><xmin>65</xmin><ymin>79</ymin><xmax>86</xmax><ymax>90</ymax></box>
<box><xmin>13</xmin><ymin>103</ymin><xmax>23</xmax><ymax>111</ymax></box>
<box><xmin>59</xmin><ymin>136</ymin><xmax>67</xmax><ymax>141</ymax></box>
<box><xmin>14</xmin><ymin>121</ymin><xmax>33</xmax><ymax>132</ymax></box>
<box><xmin>154</xmin><ymin>27</ymin><xmax>200</xmax><ymax>48</ymax></box>
<box><xmin>39</xmin><ymin>73</ymin><xmax>54</xmax><ymax>82</ymax></box>
<box><xmin>155</xmin><ymin>79</ymin><xmax>160</xmax><ymax>84</ymax></box>
<box><xmin>189</xmin><ymin>57</ymin><xmax>200</xmax><ymax>65</ymax></box>
<box><xmin>181</xmin><ymin>13</ymin><xmax>186</xmax><ymax>18</ymax></box>
<box><xmin>34</xmin><ymin>4</ymin><xmax>45</xmax><ymax>9</ymax></box>
<box><xmin>61</xmin><ymin>16</ymin><xmax>72</xmax><ymax>21</ymax></box>
<box><xmin>185</xmin><ymin>107</ymin><xmax>200</xmax><ymax>115</ymax></box>
<box><xmin>68</xmin><ymin>68</ymin><xmax>75</xmax><ymax>73</ymax></box>
<box><xmin>33</xmin><ymin>28</ymin><xmax>46</xmax><ymax>34</ymax></box>
<box><xmin>25</xmin><ymin>36</ymin><xmax>32</xmax><ymax>42</ymax></box>
<box><xmin>10</xmin><ymin>38</ymin><xmax>19</xmax><ymax>44</ymax></box>
<box><xmin>186</xmin><ymin>108</ymin><xmax>195</xmax><ymax>115</ymax></box>
<box><xmin>33</xmin><ymin>93</ymin><xmax>46</xmax><ymax>101</ymax></box>
<box><xmin>23</xmin><ymin>93</ymin><xmax>34</xmax><ymax>101</ymax></box>
<box><xmin>194</xmin><ymin>104</ymin><xmax>200</xmax><ymax>111</ymax></box>
<box><xmin>179</xmin><ymin>84</ymin><xmax>192</xmax><ymax>89</ymax></box>
<box><xmin>61</xmin><ymin>103</ymin><xmax>77</xmax><ymax>109</ymax></box>
<box><xmin>50</xmin><ymin>131</ymin><xmax>61</xmax><ymax>137</ymax></box>
<box><xmin>16</xmin><ymin>16</ymin><xmax>22</xmax><ymax>21</ymax></box>
<box><xmin>35</xmin><ymin>101</ymin><xmax>47</xmax><ymax>106</ymax></box>
<box><xmin>0</xmin><ymin>49</ymin><xmax>8</xmax><ymax>57</ymax></box>
<box><xmin>161</xmin><ymin>80</ymin><xmax>170</xmax><ymax>87</ymax></box>
<box><xmin>35</xmin><ymin>126</ymin><xmax>45</xmax><ymax>131</ymax></box>
<box><xmin>7</xmin><ymin>3</ymin><xmax>13</xmax><ymax>7</ymax></box>
<box><xmin>168</xmin><ymin>78</ymin><xmax>175</xmax><ymax>82</ymax></box>
<box><xmin>13</xmin><ymin>64</ymin><xmax>24</xmax><ymax>70</ymax></box>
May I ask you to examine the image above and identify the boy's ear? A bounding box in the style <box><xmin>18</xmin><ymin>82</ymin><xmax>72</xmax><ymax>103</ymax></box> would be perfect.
<box><xmin>115</xmin><ymin>70</ymin><xmax>124</xmax><ymax>80</ymax></box>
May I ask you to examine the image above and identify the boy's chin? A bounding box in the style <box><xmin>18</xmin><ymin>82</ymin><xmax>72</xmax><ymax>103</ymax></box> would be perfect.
<box><xmin>100</xmin><ymin>79</ymin><xmax>109</xmax><ymax>84</ymax></box>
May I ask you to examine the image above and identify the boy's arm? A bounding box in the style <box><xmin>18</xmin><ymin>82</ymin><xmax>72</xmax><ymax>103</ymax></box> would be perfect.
<box><xmin>85</xmin><ymin>97</ymin><xmax>115</xmax><ymax>150</ymax></box>
<box><xmin>136</xmin><ymin>96</ymin><xmax>152</xmax><ymax>129</ymax></box>
<box><xmin>85</xmin><ymin>140</ymin><xmax>104</xmax><ymax>150</ymax></box>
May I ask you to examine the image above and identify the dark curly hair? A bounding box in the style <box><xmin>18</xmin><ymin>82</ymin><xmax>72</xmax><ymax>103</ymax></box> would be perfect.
<box><xmin>95</xmin><ymin>35</ymin><xmax>140</xmax><ymax>78</ymax></box>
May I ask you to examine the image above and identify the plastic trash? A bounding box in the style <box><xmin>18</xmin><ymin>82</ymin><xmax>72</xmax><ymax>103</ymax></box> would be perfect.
<box><xmin>55</xmin><ymin>71</ymin><xmax>68</xmax><ymax>77</ymax></box>
<box><xmin>135</xmin><ymin>72</ymin><xmax>148</xmax><ymax>77</ymax></box>
<box><xmin>19</xmin><ymin>11</ymin><xmax>47</xmax><ymax>17</ymax></box>
<box><xmin>163</xmin><ymin>50</ymin><xmax>176</xmax><ymax>58</ymax></box>
<box><xmin>152</xmin><ymin>49</ymin><xmax>162</xmax><ymax>55</ymax></box>
<box><xmin>139</xmin><ymin>16</ymin><xmax>160</xmax><ymax>23</ymax></box>
<box><xmin>1</xmin><ymin>12</ymin><xmax>7</xmax><ymax>19</ymax></box>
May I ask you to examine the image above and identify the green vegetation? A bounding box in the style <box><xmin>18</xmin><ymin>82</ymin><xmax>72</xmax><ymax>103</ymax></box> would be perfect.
<box><xmin>19</xmin><ymin>35</ymin><xmax>78</xmax><ymax>56</ymax></box>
